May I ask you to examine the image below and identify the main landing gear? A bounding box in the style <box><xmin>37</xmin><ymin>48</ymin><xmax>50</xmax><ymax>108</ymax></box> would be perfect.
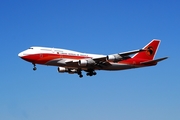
<box><xmin>32</xmin><ymin>63</ymin><xmax>37</xmax><ymax>71</ymax></box>
<box><xmin>86</xmin><ymin>71</ymin><xmax>97</xmax><ymax>76</ymax></box>
<box><xmin>86</xmin><ymin>69</ymin><xmax>97</xmax><ymax>77</ymax></box>
<box><xmin>77</xmin><ymin>69</ymin><xmax>97</xmax><ymax>78</ymax></box>
<box><xmin>77</xmin><ymin>70</ymin><xmax>83</xmax><ymax>78</ymax></box>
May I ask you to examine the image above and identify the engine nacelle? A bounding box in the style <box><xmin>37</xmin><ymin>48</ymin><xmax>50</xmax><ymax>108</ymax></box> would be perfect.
<box><xmin>106</xmin><ymin>54</ymin><xmax>123</xmax><ymax>62</ymax></box>
<box><xmin>57</xmin><ymin>67</ymin><xmax>77</xmax><ymax>74</ymax></box>
<box><xmin>78</xmin><ymin>59</ymin><xmax>95</xmax><ymax>66</ymax></box>
<box><xmin>57</xmin><ymin>67</ymin><xmax>68</xmax><ymax>73</ymax></box>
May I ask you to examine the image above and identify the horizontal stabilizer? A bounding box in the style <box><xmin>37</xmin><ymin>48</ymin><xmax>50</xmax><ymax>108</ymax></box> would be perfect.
<box><xmin>140</xmin><ymin>57</ymin><xmax>168</xmax><ymax>65</ymax></box>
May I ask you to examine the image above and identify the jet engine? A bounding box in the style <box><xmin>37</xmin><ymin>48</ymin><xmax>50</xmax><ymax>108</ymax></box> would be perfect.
<box><xmin>78</xmin><ymin>59</ymin><xmax>95</xmax><ymax>66</ymax></box>
<box><xmin>106</xmin><ymin>54</ymin><xmax>123</xmax><ymax>62</ymax></box>
<box><xmin>57</xmin><ymin>67</ymin><xmax>77</xmax><ymax>74</ymax></box>
<box><xmin>57</xmin><ymin>67</ymin><xmax>68</xmax><ymax>73</ymax></box>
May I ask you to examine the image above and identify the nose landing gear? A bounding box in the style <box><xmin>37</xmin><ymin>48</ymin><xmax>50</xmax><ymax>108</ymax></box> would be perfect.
<box><xmin>32</xmin><ymin>63</ymin><xmax>37</xmax><ymax>71</ymax></box>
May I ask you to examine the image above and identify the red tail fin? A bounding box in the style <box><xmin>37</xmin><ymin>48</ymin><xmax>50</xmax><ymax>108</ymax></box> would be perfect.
<box><xmin>132</xmin><ymin>39</ymin><xmax>160</xmax><ymax>60</ymax></box>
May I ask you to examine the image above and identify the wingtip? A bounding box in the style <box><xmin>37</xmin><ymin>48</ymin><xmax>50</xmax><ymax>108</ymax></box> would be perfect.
<box><xmin>164</xmin><ymin>56</ymin><xmax>169</xmax><ymax>59</ymax></box>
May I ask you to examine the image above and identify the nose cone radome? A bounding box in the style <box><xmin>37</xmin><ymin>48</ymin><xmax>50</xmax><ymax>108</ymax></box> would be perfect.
<box><xmin>18</xmin><ymin>52</ymin><xmax>24</xmax><ymax>58</ymax></box>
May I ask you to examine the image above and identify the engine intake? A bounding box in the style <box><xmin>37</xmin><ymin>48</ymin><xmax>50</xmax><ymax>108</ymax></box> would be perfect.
<box><xmin>106</xmin><ymin>54</ymin><xmax>123</xmax><ymax>62</ymax></box>
<box><xmin>78</xmin><ymin>59</ymin><xmax>95</xmax><ymax>66</ymax></box>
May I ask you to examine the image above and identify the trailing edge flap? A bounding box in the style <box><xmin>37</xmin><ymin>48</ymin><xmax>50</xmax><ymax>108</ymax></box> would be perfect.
<box><xmin>140</xmin><ymin>57</ymin><xmax>168</xmax><ymax>65</ymax></box>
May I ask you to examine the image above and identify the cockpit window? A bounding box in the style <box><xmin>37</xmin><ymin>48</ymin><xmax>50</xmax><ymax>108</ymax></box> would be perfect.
<box><xmin>29</xmin><ymin>47</ymin><xmax>33</xmax><ymax>49</ymax></box>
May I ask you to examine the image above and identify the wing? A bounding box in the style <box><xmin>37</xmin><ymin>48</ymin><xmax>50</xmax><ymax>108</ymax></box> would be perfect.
<box><xmin>87</xmin><ymin>49</ymin><xmax>145</xmax><ymax>64</ymax></box>
<box><xmin>65</xmin><ymin>49</ymin><xmax>144</xmax><ymax>66</ymax></box>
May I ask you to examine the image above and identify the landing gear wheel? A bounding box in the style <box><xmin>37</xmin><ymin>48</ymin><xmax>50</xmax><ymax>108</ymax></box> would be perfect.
<box><xmin>33</xmin><ymin>67</ymin><xmax>37</xmax><ymax>71</ymax></box>
<box><xmin>32</xmin><ymin>63</ymin><xmax>37</xmax><ymax>71</ymax></box>
<box><xmin>86</xmin><ymin>72</ymin><xmax>93</xmax><ymax>76</ymax></box>
<box><xmin>77</xmin><ymin>69</ymin><xmax>83</xmax><ymax>78</ymax></box>
<box><xmin>79</xmin><ymin>74</ymin><xmax>83</xmax><ymax>78</ymax></box>
<box><xmin>86</xmin><ymin>73</ymin><xmax>90</xmax><ymax>76</ymax></box>
<box><xmin>93</xmin><ymin>72</ymin><xmax>97</xmax><ymax>75</ymax></box>
<box><xmin>86</xmin><ymin>70</ymin><xmax>97</xmax><ymax>77</ymax></box>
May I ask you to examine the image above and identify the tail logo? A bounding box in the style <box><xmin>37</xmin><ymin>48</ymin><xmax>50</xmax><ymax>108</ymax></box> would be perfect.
<box><xmin>146</xmin><ymin>46</ymin><xmax>154</xmax><ymax>56</ymax></box>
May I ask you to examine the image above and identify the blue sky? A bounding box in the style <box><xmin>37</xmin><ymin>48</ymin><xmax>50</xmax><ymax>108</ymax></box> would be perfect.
<box><xmin>0</xmin><ymin>0</ymin><xmax>179</xmax><ymax>120</ymax></box>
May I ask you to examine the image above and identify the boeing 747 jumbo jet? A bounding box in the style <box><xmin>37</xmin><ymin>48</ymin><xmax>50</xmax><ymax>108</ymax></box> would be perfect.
<box><xmin>18</xmin><ymin>39</ymin><xmax>168</xmax><ymax>78</ymax></box>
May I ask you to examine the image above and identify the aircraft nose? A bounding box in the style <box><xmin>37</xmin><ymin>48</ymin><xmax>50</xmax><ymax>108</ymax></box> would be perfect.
<box><xmin>18</xmin><ymin>52</ymin><xmax>24</xmax><ymax>57</ymax></box>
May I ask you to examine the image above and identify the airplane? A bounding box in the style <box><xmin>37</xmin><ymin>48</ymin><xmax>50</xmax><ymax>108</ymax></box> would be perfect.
<box><xmin>18</xmin><ymin>39</ymin><xmax>168</xmax><ymax>78</ymax></box>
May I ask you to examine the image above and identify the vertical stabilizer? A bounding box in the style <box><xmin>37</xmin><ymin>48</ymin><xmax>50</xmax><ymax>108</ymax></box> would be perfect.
<box><xmin>132</xmin><ymin>39</ymin><xmax>160</xmax><ymax>60</ymax></box>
